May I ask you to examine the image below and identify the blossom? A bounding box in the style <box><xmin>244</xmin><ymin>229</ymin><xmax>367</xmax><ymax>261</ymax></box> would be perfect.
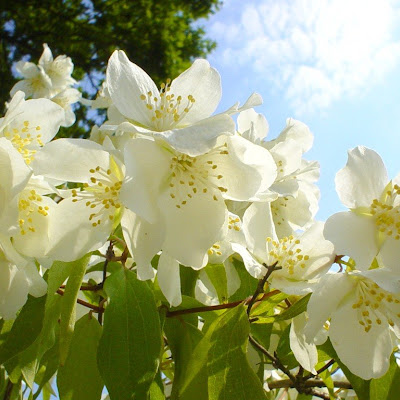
<box><xmin>105</xmin><ymin>50</ymin><xmax>235</xmax><ymax>155</ymax></box>
<box><xmin>11</xmin><ymin>43</ymin><xmax>75</xmax><ymax>99</ymax></box>
<box><xmin>0</xmin><ymin>233</ymin><xmax>46</xmax><ymax>320</ymax></box>
<box><xmin>120</xmin><ymin>134</ymin><xmax>277</xmax><ymax>272</ymax></box>
<box><xmin>324</xmin><ymin>146</ymin><xmax>400</xmax><ymax>271</ymax></box>
<box><xmin>305</xmin><ymin>270</ymin><xmax>400</xmax><ymax>379</ymax></box>
<box><xmin>0</xmin><ymin>91</ymin><xmax>64</xmax><ymax>165</ymax></box>
<box><xmin>237</xmin><ymin>111</ymin><xmax>320</xmax><ymax>237</ymax></box>
<box><xmin>31</xmin><ymin>138</ymin><xmax>125</xmax><ymax>261</ymax></box>
<box><xmin>237</xmin><ymin>222</ymin><xmax>334</xmax><ymax>294</ymax></box>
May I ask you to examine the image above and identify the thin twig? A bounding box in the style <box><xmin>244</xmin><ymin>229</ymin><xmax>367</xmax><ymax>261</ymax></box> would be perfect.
<box><xmin>165</xmin><ymin>290</ymin><xmax>280</xmax><ymax>317</ymax></box>
<box><xmin>56</xmin><ymin>289</ymin><xmax>104</xmax><ymax>313</ymax></box>
<box><xmin>268</xmin><ymin>379</ymin><xmax>352</xmax><ymax>390</ymax></box>
<box><xmin>247</xmin><ymin>261</ymin><xmax>280</xmax><ymax>316</ymax></box>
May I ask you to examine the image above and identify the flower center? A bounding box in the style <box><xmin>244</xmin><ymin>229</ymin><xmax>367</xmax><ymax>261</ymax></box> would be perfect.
<box><xmin>228</xmin><ymin>215</ymin><xmax>241</xmax><ymax>232</ymax></box>
<box><xmin>18</xmin><ymin>189</ymin><xmax>49</xmax><ymax>235</ymax></box>
<box><xmin>140</xmin><ymin>79</ymin><xmax>195</xmax><ymax>131</ymax></box>
<box><xmin>352</xmin><ymin>278</ymin><xmax>400</xmax><ymax>333</ymax></box>
<box><xmin>3</xmin><ymin>120</ymin><xmax>43</xmax><ymax>164</ymax></box>
<box><xmin>208</xmin><ymin>243</ymin><xmax>222</xmax><ymax>256</ymax></box>
<box><xmin>266</xmin><ymin>235</ymin><xmax>310</xmax><ymax>276</ymax></box>
<box><xmin>369</xmin><ymin>183</ymin><xmax>400</xmax><ymax>240</ymax></box>
<box><xmin>167</xmin><ymin>145</ymin><xmax>229</xmax><ymax>209</ymax></box>
<box><xmin>71</xmin><ymin>161</ymin><xmax>123</xmax><ymax>227</ymax></box>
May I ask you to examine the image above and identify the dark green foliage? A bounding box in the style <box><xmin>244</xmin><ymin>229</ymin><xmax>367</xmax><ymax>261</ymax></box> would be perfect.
<box><xmin>0</xmin><ymin>0</ymin><xmax>221</xmax><ymax>135</ymax></box>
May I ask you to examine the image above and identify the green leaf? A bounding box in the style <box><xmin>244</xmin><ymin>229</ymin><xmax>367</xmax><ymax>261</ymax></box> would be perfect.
<box><xmin>59</xmin><ymin>254</ymin><xmax>91</xmax><ymax>365</ymax></box>
<box><xmin>207</xmin><ymin>306</ymin><xmax>266</xmax><ymax>400</ymax></box>
<box><xmin>18</xmin><ymin>259</ymin><xmax>75</xmax><ymax>387</ymax></box>
<box><xmin>318</xmin><ymin>339</ymin><xmax>370</xmax><ymax>400</ymax></box>
<box><xmin>205</xmin><ymin>263</ymin><xmax>228</xmax><ymax>303</ymax></box>
<box><xmin>164</xmin><ymin>317</ymin><xmax>203</xmax><ymax>399</ymax></box>
<box><xmin>253</xmin><ymin>293</ymin><xmax>311</xmax><ymax>323</ymax></box>
<box><xmin>149</xmin><ymin>372</ymin><xmax>165</xmax><ymax>400</ymax></box>
<box><xmin>33</xmin><ymin>339</ymin><xmax>60</xmax><ymax>399</ymax></box>
<box><xmin>179</xmin><ymin>265</ymin><xmax>200</xmax><ymax>297</ymax></box>
<box><xmin>228</xmin><ymin>258</ymin><xmax>258</xmax><ymax>302</ymax></box>
<box><xmin>0</xmin><ymin>295</ymin><xmax>46</xmax><ymax>365</ymax></box>
<box><xmin>98</xmin><ymin>267</ymin><xmax>162</xmax><ymax>400</ymax></box>
<box><xmin>250</xmin><ymin>292</ymin><xmax>288</xmax><ymax>317</ymax></box>
<box><xmin>370</xmin><ymin>355</ymin><xmax>400</xmax><ymax>400</ymax></box>
<box><xmin>180</xmin><ymin>305</ymin><xmax>266</xmax><ymax>400</ymax></box>
<box><xmin>58</xmin><ymin>313</ymin><xmax>103</xmax><ymax>400</ymax></box>
<box><xmin>276</xmin><ymin>324</ymin><xmax>298</xmax><ymax>370</ymax></box>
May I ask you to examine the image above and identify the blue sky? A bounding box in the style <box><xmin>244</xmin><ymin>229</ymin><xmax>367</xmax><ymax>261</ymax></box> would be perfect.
<box><xmin>200</xmin><ymin>0</ymin><xmax>400</xmax><ymax>220</ymax></box>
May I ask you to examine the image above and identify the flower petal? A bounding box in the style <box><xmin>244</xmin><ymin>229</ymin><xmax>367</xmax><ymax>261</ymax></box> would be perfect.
<box><xmin>120</xmin><ymin>138</ymin><xmax>170</xmax><ymax>224</ymax></box>
<box><xmin>336</xmin><ymin>146</ymin><xmax>388</xmax><ymax>209</ymax></box>
<box><xmin>304</xmin><ymin>273</ymin><xmax>355</xmax><ymax>342</ymax></box>
<box><xmin>106</xmin><ymin>50</ymin><xmax>159</xmax><ymax>126</ymax></box>
<box><xmin>32</xmin><ymin>138</ymin><xmax>112</xmax><ymax>183</ymax></box>
<box><xmin>324</xmin><ymin>211</ymin><xmax>377</xmax><ymax>269</ymax></box>
<box><xmin>169</xmin><ymin>59</ymin><xmax>221</xmax><ymax>124</ymax></box>
<box><xmin>157</xmin><ymin>252</ymin><xmax>181</xmax><ymax>306</ymax></box>
<box><xmin>159</xmin><ymin>187</ymin><xmax>227</xmax><ymax>269</ymax></box>
<box><xmin>330</xmin><ymin>296</ymin><xmax>394</xmax><ymax>379</ymax></box>
<box><xmin>121</xmin><ymin>209</ymin><xmax>164</xmax><ymax>280</ymax></box>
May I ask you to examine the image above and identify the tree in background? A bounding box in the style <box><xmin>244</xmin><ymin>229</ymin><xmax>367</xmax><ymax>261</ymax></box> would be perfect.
<box><xmin>0</xmin><ymin>0</ymin><xmax>221</xmax><ymax>136</ymax></box>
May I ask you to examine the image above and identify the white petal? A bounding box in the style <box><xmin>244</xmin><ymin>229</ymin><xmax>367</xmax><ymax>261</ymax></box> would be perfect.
<box><xmin>0</xmin><ymin>262</ymin><xmax>30</xmax><ymax>320</ymax></box>
<box><xmin>378</xmin><ymin>237</ymin><xmax>400</xmax><ymax>274</ymax></box>
<box><xmin>290</xmin><ymin>313</ymin><xmax>318</xmax><ymax>374</ymax></box>
<box><xmin>46</xmin><ymin>198</ymin><xmax>111</xmax><ymax>261</ymax></box>
<box><xmin>159</xmin><ymin>188</ymin><xmax>227</xmax><ymax>268</ymax></box>
<box><xmin>121</xmin><ymin>209</ymin><xmax>164</xmax><ymax>280</ymax></box>
<box><xmin>336</xmin><ymin>146</ymin><xmax>388</xmax><ymax>209</ymax></box>
<box><xmin>324</xmin><ymin>211</ymin><xmax>377</xmax><ymax>269</ymax></box>
<box><xmin>237</xmin><ymin>108</ymin><xmax>269</xmax><ymax>143</ymax></box>
<box><xmin>304</xmin><ymin>273</ymin><xmax>355</xmax><ymax>342</ymax></box>
<box><xmin>152</xmin><ymin>114</ymin><xmax>235</xmax><ymax>157</ymax></box>
<box><xmin>231</xmin><ymin>243</ymin><xmax>265</xmax><ymax>279</ymax></box>
<box><xmin>106</xmin><ymin>50</ymin><xmax>159</xmax><ymax>126</ymax></box>
<box><xmin>360</xmin><ymin>268</ymin><xmax>400</xmax><ymax>293</ymax></box>
<box><xmin>31</xmin><ymin>138</ymin><xmax>111</xmax><ymax>182</ymax></box>
<box><xmin>243</xmin><ymin>201</ymin><xmax>276</xmax><ymax>260</ymax></box>
<box><xmin>7</xmin><ymin>98</ymin><xmax>64</xmax><ymax>144</ymax></box>
<box><xmin>120</xmin><ymin>138</ymin><xmax>170</xmax><ymax>224</ymax></box>
<box><xmin>212</xmin><ymin>135</ymin><xmax>277</xmax><ymax>201</ymax></box>
<box><xmin>157</xmin><ymin>252</ymin><xmax>181</xmax><ymax>306</ymax></box>
<box><xmin>330</xmin><ymin>297</ymin><xmax>394</xmax><ymax>379</ymax></box>
<box><xmin>169</xmin><ymin>59</ymin><xmax>222</xmax><ymax>124</ymax></box>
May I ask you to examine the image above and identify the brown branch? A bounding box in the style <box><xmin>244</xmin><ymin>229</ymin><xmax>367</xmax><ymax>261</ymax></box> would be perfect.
<box><xmin>59</xmin><ymin>284</ymin><xmax>102</xmax><ymax>291</ymax></box>
<box><xmin>249</xmin><ymin>336</ymin><xmax>331</xmax><ymax>400</ymax></box>
<box><xmin>165</xmin><ymin>290</ymin><xmax>281</xmax><ymax>317</ymax></box>
<box><xmin>56</xmin><ymin>289</ymin><xmax>104</xmax><ymax>313</ymax></box>
<box><xmin>247</xmin><ymin>261</ymin><xmax>280</xmax><ymax>316</ymax></box>
<box><xmin>268</xmin><ymin>379</ymin><xmax>352</xmax><ymax>390</ymax></box>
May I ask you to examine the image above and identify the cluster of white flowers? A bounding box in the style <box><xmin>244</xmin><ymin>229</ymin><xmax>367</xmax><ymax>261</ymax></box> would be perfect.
<box><xmin>2</xmin><ymin>45</ymin><xmax>400</xmax><ymax>382</ymax></box>
<box><xmin>10</xmin><ymin>44</ymin><xmax>81</xmax><ymax>127</ymax></box>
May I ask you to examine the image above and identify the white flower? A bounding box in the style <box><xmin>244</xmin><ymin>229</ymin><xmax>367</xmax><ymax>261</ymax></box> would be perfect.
<box><xmin>11</xmin><ymin>43</ymin><xmax>75</xmax><ymax>99</ymax></box>
<box><xmin>0</xmin><ymin>234</ymin><xmax>46</xmax><ymax>320</ymax></box>
<box><xmin>237</xmin><ymin>222</ymin><xmax>334</xmax><ymax>295</ymax></box>
<box><xmin>0</xmin><ymin>91</ymin><xmax>64</xmax><ymax>165</ymax></box>
<box><xmin>238</xmin><ymin>112</ymin><xmax>320</xmax><ymax>237</ymax></box>
<box><xmin>51</xmin><ymin>88</ymin><xmax>82</xmax><ymax>127</ymax></box>
<box><xmin>104</xmin><ymin>50</ymin><xmax>235</xmax><ymax>155</ymax></box>
<box><xmin>324</xmin><ymin>146</ymin><xmax>400</xmax><ymax>271</ymax></box>
<box><xmin>120</xmin><ymin>134</ymin><xmax>277</xmax><ymax>270</ymax></box>
<box><xmin>31</xmin><ymin>138</ymin><xmax>125</xmax><ymax>261</ymax></box>
<box><xmin>305</xmin><ymin>270</ymin><xmax>400</xmax><ymax>379</ymax></box>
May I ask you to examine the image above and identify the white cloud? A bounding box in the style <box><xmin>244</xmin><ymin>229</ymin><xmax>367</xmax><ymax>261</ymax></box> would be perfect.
<box><xmin>207</xmin><ymin>0</ymin><xmax>400</xmax><ymax>114</ymax></box>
